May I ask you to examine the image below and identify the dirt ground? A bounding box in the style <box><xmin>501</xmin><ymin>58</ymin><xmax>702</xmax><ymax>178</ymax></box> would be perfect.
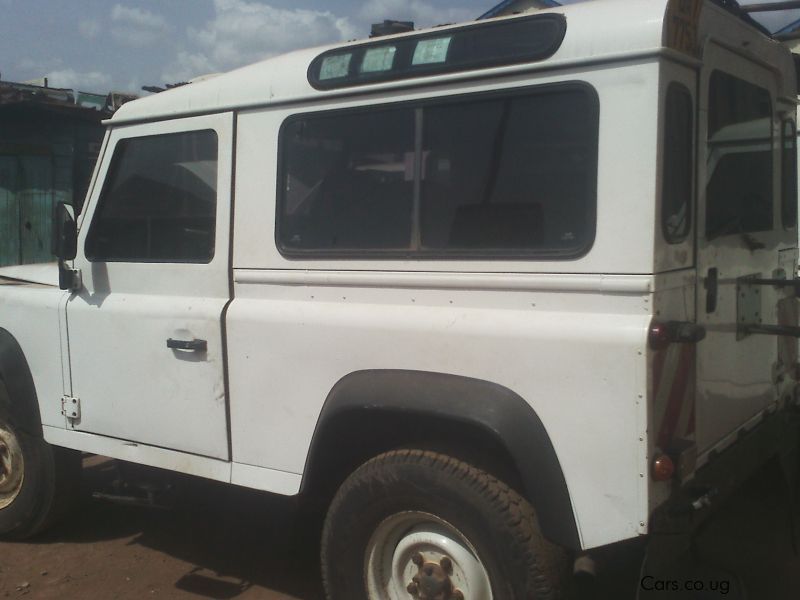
<box><xmin>0</xmin><ymin>456</ymin><xmax>798</xmax><ymax>600</ymax></box>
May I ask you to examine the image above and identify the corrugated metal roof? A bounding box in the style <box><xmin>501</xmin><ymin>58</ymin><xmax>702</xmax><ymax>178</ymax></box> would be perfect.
<box><xmin>479</xmin><ymin>0</ymin><xmax>561</xmax><ymax>20</ymax></box>
<box><xmin>776</xmin><ymin>16</ymin><xmax>800</xmax><ymax>35</ymax></box>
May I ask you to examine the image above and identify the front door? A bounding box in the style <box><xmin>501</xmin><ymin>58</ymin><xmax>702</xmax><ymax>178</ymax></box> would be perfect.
<box><xmin>65</xmin><ymin>113</ymin><xmax>233</xmax><ymax>460</ymax></box>
<box><xmin>695</xmin><ymin>43</ymin><xmax>795</xmax><ymax>456</ymax></box>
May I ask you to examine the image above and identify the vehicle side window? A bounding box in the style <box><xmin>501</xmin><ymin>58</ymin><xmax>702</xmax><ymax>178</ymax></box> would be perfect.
<box><xmin>782</xmin><ymin>119</ymin><xmax>797</xmax><ymax>230</ymax></box>
<box><xmin>86</xmin><ymin>130</ymin><xmax>218</xmax><ymax>263</ymax></box>
<box><xmin>280</xmin><ymin>109</ymin><xmax>415</xmax><ymax>251</ymax></box>
<box><xmin>278</xmin><ymin>85</ymin><xmax>598</xmax><ymax>258</ymax></box>
<box><xmin>662</xmin><ymin>83</ymin><xmax>693</xmax><ymax>244</ymax></box>
<box><xmin>706</xmin><ymin>71</ymin><xmax>772</xmax><ymax>239</ymax></box>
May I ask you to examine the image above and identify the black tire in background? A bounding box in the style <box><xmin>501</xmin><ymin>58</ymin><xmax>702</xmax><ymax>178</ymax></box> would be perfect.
<box><xmin>321</xmin><ymin>449</ymin><xmax>567</xmax><ymax>600</ymax></box>
<box><xmin>0</xmin><ymin>380</ymin><xmax>82</xmax><ymax>539</ymax></box>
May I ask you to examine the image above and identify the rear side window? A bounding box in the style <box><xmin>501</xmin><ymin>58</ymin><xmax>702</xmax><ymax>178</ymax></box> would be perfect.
<box><xmin>662</xmin><ymin>84</ymin><xmax>693</xmax><ymax>243</ymax></box>
<box><xmin>86</xmin><ymin>130</ymin><xmax>218</xmax><ymax>263</ymax></box>
<box><xmin>783</xmin><ymin>119</ymin><xmax>797</xmax><ymax>229</ymax></box>
<box><xmin>278</xmin><ymin>85</ymin><xmax>598</xmax><ymax>259</ymax></box>
<box><xmin>706</xmin><ymin>71</ymin><xmax>772</xmax><ymax>239</ymax></box>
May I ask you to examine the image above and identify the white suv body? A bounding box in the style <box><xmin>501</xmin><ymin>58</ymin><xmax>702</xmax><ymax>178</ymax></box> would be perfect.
<box><xmin>1</xmin><ymin>1</ymin><xmax>798</xmax><ymax>596</ymax></box>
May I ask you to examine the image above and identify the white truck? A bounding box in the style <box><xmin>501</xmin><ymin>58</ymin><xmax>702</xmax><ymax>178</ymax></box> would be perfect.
<box><xmin>1</xmin><ymin>1</ymin><xmax>799</xmax><ymax>598</ymax></box>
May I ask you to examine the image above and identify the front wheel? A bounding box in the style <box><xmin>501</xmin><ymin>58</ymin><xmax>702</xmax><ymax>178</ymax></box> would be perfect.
<box><xmin>0</xmin><ymin>383</ymin><xmax>81</xmax><ymax>539</ymax></box>
<box><xmin>321</xmin><ymin>449</ymin><xmax>566</xmax><ymax>600</ymax></box>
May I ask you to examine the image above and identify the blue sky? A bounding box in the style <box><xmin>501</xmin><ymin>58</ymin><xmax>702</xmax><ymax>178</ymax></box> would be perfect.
<box><xmin>0</xmin><ymin>0</ymin><xmax>797</xmax><ymax>94</ymax></box>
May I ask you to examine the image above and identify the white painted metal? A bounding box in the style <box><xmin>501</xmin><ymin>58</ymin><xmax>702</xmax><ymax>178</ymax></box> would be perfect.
<box><xmin>694</xmin><ymin>42</ymin><xmax>792</xmax><ymax>457</ymax></box>
<box><xmin>42</xmin><ymin>425</ymin><xmax>302</xmax><ymax>494</ymax></box>
<box><xmin>0</xmin><ymin>284</ymin><xmax>70</xmax><ymax>430</ymax></box>
<box><xmin>109</xmin><ymin>0</ymin><xmax>795</xmax><ymax>127</ymax></box>
<box><xmin>43</xmin><ymin>426</ymin><xmax>232</xmax><ymax>482</ymax></box>
<box><xmin>365</xmin><ymin>512</ymin><xmax>492</xmax><ymax>600</ymax></box>
<box><xmin>233</xmin><ymin>63</ymin><xmax>660</xmax><ymax>276</ymax></box>
<box><xmin>0</xmin><ymin>263</ymin><xmax>59</xmax><ymax>287</ymax></box>
<box><xmin>0</xmin><ymin>0</ymin><xmax>795</xmax><ymax>558</ymax></box>
<box><xmin>64</xmin><ymin>113</ymin><xmax>234</xmax><ymax>460</ymax></box>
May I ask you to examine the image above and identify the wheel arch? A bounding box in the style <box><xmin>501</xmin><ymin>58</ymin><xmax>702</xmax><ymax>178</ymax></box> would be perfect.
<box><xmin>300</xmin><ymin>369</ymin><xmax>580</xmax><ymax>550</ymax></box>
<box><xmin>0</xmin><ymin>328</ymin><xmax>43</xmax><ymax>437</ymax></box>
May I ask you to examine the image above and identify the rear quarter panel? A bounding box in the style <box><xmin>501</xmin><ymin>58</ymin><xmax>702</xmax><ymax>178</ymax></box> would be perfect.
<box><xmin>226</xmin><ymin>276</ymin><xmax>652</xmax><ymax>550</ymax></box>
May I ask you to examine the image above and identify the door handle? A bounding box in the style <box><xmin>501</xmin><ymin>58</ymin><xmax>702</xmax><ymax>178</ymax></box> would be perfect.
<box><xmin>166</xmin><ymin>338</ymin><xmax>207</xmax><ymax>352</ymax></box>
<box><xmin>705</xmin><ymin>267</ymin><xmax>718</xmax><ymax>313</ymax></box>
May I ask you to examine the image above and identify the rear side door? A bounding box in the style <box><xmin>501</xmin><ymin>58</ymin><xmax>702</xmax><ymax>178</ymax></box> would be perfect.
<box><xmin>695</xmin><ymin>43</ymin><xmax>796</xmax><ymax>456</ymax></box>
<box><xmin>65</xmin><ymin>114</ymin><xmax>233</xmax><ymax>460</ymax></box>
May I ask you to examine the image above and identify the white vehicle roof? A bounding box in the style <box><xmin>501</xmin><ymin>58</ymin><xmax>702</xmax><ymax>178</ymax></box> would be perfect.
<box><xmin>111</xmin><ymin>0</ymin><xmax>797</xmax><ymax>125</ymax></box>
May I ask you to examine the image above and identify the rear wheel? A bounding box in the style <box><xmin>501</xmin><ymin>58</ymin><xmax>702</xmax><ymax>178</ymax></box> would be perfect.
<box><xmin>0</xmin><ymin>382</ymin><xmax>81</xmax><ymax>539</ymax></box>
<box><xmin>321</xmin><ymin>449</ymin><xmax>566</xmax><ymax>600</ymax></box>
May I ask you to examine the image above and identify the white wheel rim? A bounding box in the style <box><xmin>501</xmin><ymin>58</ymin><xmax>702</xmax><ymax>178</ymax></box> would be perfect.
<box><xmin>0</xmin><ymin>424</ymin><xmax>24</xmax><ymax>509</ymax></box>
<box><xmin>365</xmin><ymin>511</ymin><xmax>493</xmax><ymax>600</ymax></box>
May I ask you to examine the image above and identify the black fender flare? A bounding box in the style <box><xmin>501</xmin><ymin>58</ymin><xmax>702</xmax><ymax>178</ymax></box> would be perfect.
<box><xmin>0</xmin><ymin>328</ymin><xmax>43</xmax><ymax>437</ymax></box>
<box><xmin>302</xmin><ymin>369</ymin><xmax>580</xmax><ymax>550</ymax></box>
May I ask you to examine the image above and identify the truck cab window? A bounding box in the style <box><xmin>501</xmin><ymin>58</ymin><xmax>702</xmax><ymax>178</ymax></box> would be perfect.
<box><xmin>782</xmin><ymin>119</ymin><xmax>797</xmax><ymax>229</ymax></box>
<box><xmin>706</xmin><ymin>71</ymin><xmax>772</xmax><ymax>239</ymax></box>
<box><xmin>86</xmin><ymin>130</ymin><xmax>218</xmax><ymax>263</ymax></box>
<box><xmin>662</xmin><ymin>83</ymin><xmax>693</xmax><ymax>243</ymax></box>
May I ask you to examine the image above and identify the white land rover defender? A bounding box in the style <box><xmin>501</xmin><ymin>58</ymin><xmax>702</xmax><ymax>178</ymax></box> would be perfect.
<box><xmin>1</xmin><ymin>1</ymin><xmax>799</xmax><ymax>598</ymax></box>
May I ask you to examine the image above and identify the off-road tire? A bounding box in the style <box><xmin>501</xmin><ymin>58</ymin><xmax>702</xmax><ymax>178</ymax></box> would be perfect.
<box><xmin>321</xmin><ymin>449</ymin><xmax>567</xmax><ymax>600</ymax></box>
<box><xmin>0</xmin><ymin>380</ymin><xmax>82</xmax><ymax>539</ymax></box>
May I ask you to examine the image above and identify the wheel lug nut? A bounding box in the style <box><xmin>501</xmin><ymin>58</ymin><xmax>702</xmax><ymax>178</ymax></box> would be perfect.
<box><xmin>407</xmin><ymin>581</ymin><xmax>419</xmax><ymax>595</ymax></box>
<box><xmin>440</xmin><ymin>556</ymin><xmax>453</xmax><ymax>575</ymax></box>
<box><xmin>411</xmin><ymin>552</ymin><xmax>424</xmax><ymax>566</ymax></box>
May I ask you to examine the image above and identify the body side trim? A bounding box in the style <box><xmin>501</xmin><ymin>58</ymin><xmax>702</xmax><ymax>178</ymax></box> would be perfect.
<box><xmin>231</xmin><ymin>462</ymin><xmax>302</xmax><ymax>495</ymax></box>
<box><xmin>234</xmin><ymin>269</ymin><xmax>653</xmax><ymax>294</ymax></box>
<box><xmin>43</xmin><ymin>426</ymin><xmax>232</xmax><ymax>482</ymax></box>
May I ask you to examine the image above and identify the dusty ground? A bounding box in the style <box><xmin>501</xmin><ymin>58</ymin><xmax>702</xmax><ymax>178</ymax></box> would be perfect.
<box><xmin>0</xmin><ymin>456</ymin><xmax>798</xmax><ymax>600</ymax></box>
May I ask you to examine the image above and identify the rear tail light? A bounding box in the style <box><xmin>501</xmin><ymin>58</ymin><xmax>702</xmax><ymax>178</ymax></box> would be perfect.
<box><xmin>648</xmin><ymin>320</ymin><xmax>706</xmax><ymax>350</ymax></box>
<box><xmin>652</xmin><ymin>454</ymin><xmax>675</xmax><ymax>481</ymax></box>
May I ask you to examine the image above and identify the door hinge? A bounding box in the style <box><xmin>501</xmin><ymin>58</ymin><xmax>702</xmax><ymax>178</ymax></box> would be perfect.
<box><xmin>61</xmin><ymin>396</ymin><xmax>81</xmax><ymax>421</ymax></box>
<box><xmin>58</xmin><ymin>266</ymin><xmax>81</xmax><ymax>291</ymax></box>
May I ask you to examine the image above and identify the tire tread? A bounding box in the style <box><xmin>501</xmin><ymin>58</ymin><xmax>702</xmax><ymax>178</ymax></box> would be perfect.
<box><xmin>321</xmin><ymin>448</ymin><xmax>566</xmax><ymax>600</ymax></box>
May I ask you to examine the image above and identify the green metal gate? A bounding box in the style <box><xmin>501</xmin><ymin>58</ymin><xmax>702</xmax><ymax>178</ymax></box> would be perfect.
<box><xmin>0</xmin><ymin>154</ymin><xmax>54</xmax><ymax>267</ymax></box>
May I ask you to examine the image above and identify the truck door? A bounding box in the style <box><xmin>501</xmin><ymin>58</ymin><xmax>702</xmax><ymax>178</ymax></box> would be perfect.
<box><xmin>695</xmin><ymin>43</ymin><xmax>796</xmax><ymax>457</ymax></box>
<box><xmin>65</xmin><ymin>113</ymin><xmax>233</xmax><ymax>460</ymax></box>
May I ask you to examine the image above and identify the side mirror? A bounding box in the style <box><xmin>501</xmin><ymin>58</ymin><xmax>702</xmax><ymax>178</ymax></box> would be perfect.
<box><xmin>52</xmin><ymin>202</ymin><xmax>77</xmax><ymax>260</ymax></box>
<box><xmin>52</xmin><ymin>203</ymin><xmax>80</xmax><ymax>291</ymax></box>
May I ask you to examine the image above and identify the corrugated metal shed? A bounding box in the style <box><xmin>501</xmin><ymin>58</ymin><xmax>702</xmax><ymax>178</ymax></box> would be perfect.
<box><xmin>0</xmin><ymin>81</ymin><xmax>114</xmax><ymax>267</ymax></box>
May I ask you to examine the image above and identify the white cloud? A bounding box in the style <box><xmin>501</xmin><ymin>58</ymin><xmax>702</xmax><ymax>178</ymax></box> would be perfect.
<box><xmin>111</xmin><ymin>5</ymin><xmax>168</xmax><ymax>30</ymax></box>
<box><xmin>111</xmin><ymin>5</ymin><xmax>170</xmax><ymax>47</ymax></box>
<box><xmin>16</xmin><ymin>56</ymin><xmax>63</xmax><ymax>74</ymax></box>
<box><xmin>44</xmin><ymin>69</ymin><xmax>112</xmax><ymax>92</ymax></box>
<box><xmin>161</xmin><ymin>0</ymin><xmax>479</xmax><ymax>85</ymax></box>
<box><xmin>79</xmin><ymin>18</ymin><xmax>101</xmax><ymax>40</ymax></box>
<box><xmin>162</xmin><ymin>0</ymin><xmax>359</xmax><ymax>83</ymax></box>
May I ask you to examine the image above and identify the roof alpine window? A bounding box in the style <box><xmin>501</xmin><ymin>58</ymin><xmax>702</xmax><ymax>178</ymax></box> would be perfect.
<box><xmin>308</xmin><ymin>13</ymin><xmax>567</xmax><ymax>90</ymax></box>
